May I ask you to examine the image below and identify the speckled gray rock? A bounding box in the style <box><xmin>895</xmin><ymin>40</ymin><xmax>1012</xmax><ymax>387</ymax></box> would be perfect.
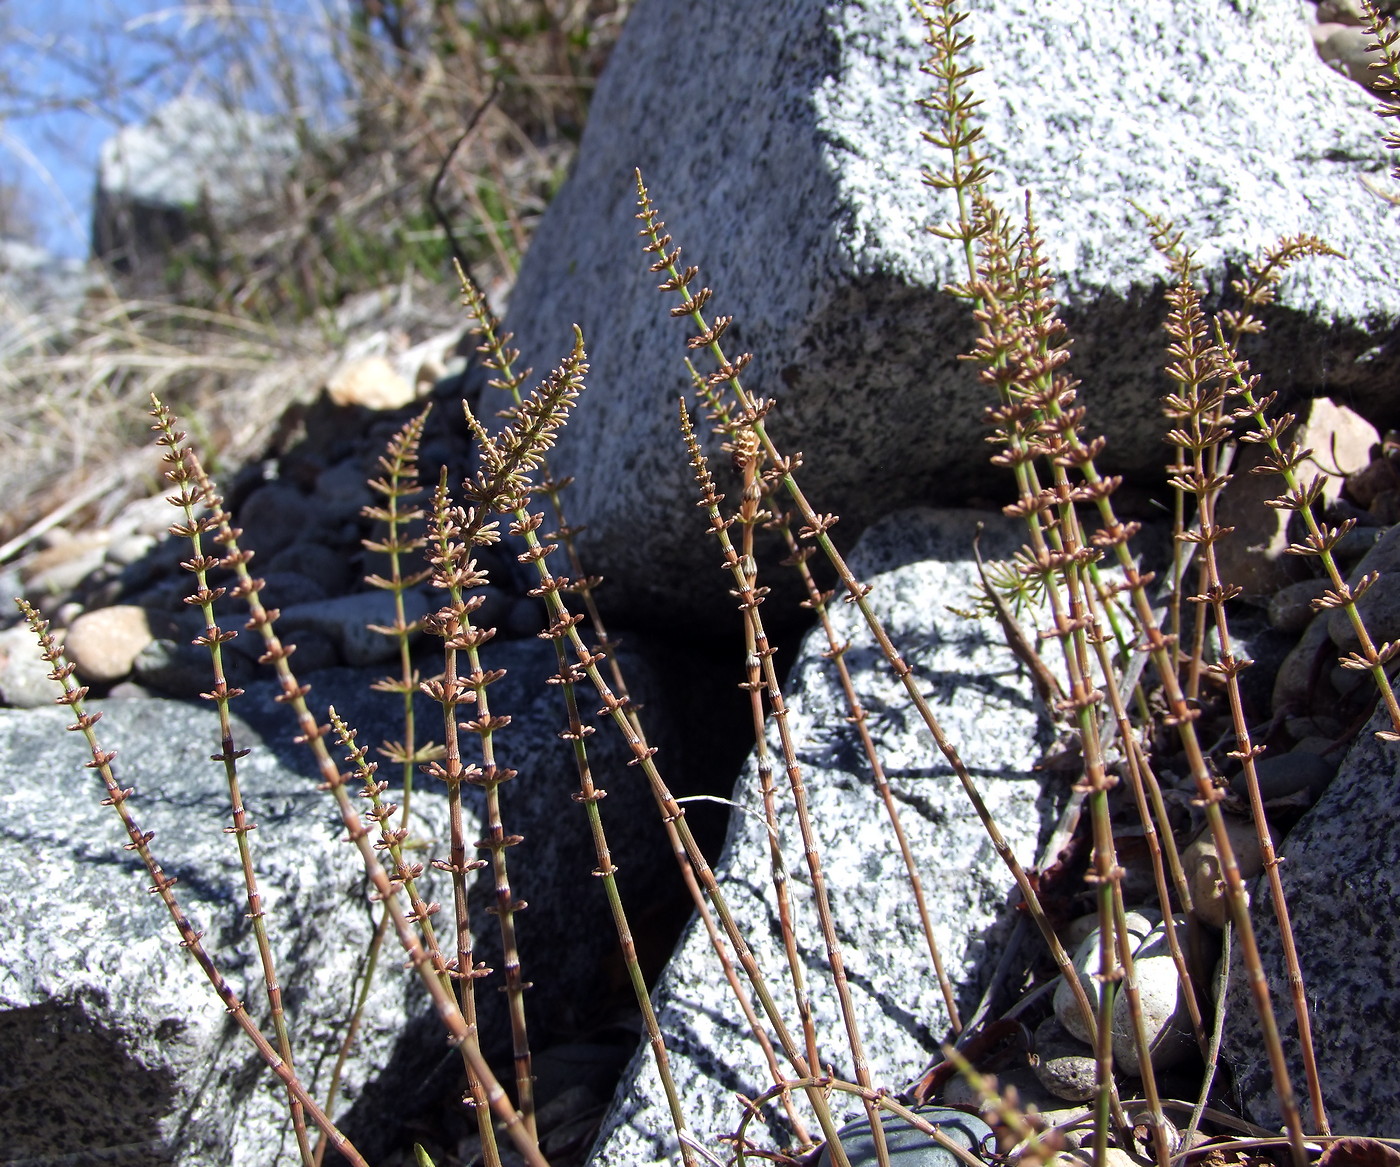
<box><xmin>494</xmin><ymin>0</ymin><xmax>1400</xmax><ymax>631</ymax></box>
<box><xmin>0</xmin><ymin>622</ymin><xmax>61</xmax><ymax>708</ymax></box>
<box><xmin>0</xmin><ymin>640</ymin><xmax>679</xmax><ymax>1166</ymax></box>
<box><xmin>1221</xmin><ymin>704</ymin><xmax>1400</xmax><ymax>1132</ymax></box>
<box><xmin>587</xmin><ymin>509</ymin><xmax>1064</xmax><ymax>1166</ymax></box>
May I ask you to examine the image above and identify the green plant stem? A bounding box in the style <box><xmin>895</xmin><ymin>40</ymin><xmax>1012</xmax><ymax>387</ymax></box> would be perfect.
<box><xmin>1028</xmin><ymin>315</ymin><xmax>1308</xmax><ymax>1167</ymax></box>
<box><xmin>544</xmin><ymin>629</ymin><xmax>699</xmax><ymax>1167</ymax></box>
<box><xmin>734</xmin><ymin>1075</ymin><xmax>988</xmax><ymax>1167</ymax></box>
<box><xmin>429</xmin><ymin>477</ymin><xmax>536</xmax><ymax>1143</ymax></box>
<box><xmin>423</xmin><ymin>527</ymin><xmax>503</xmax><ymax>1167</ymax></box>
<box><xmin>733</xmin><ymin>444</ymin><xmax>824</xmax><ymax>1080</ymax></box>
<box><xmin>317</xmin><ymin>405</ymin><xmax>438</xmax><ymax>1165</ymax></box>
<box><xmin>681</xmin><ymin>404</ymin><xmax>892</xmax><ymax>1167</ymax></box>
<box><xmin>691</xmin><ymin>354</ymin><xmax>963</xmax><ymax>1042</ymax></box>
<box><xmin>633</xmin><ymin>172</ymin><xmax>1113</xmax><ymax>1098</ymax></box>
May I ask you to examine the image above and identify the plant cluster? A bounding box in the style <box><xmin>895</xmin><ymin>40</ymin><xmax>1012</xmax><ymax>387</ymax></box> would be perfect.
<box><xmin>14</xmin><ymin>1</ymin><xmax>1400</xmax><ymax>1166</ymax></box>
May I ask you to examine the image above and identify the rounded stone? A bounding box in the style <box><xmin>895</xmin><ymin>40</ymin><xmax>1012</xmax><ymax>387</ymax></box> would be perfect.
<box><xmin>326</xmin><ymin>355</ymin><xmax>415</xmax><ymax>411</ymax></box>
<box><xmin>1182</xmin><ymin>815</ymin><xmax>1267</xmax><ymax>930</ymax></box>
<box><xmin>1317</xmin><ymin>24</ymin><xmax>1387</xmax><ymax>87</ymax></box>
<box><xmin>63</xmin><ymin>606</ymin><xmax>164</xmax><ymax>684</ymax></box>
<box><xmin>1327</xmin><ymin>571</ymin><xmax>1400</xmax><ymax>654</ymax></box>
<box><xmin>1055</xmin><ymin>910</ymin><xmax>1157</xmax><ymax>1045</ymax></box>
<box><xmin>817</xmin><ymin>1107</ymin><xmax>994</xmax><ymax>1167</ymax></box>
<box><xmin>1267</xmin><ymin>578</ymin><xmax>1330</xmax><ymax>634</ymax></box>
<box><xmin>1317</xmin><ymin>0</ymin><xmax>1369</xmax><ymax>23</ymax></box>
<box><xmin>1229</xmin><ymin>751</ymin><xmax>1336</xmax><ymax>805</ymax></box>
<box><xmin>1054</xmin><ymin>913</ymin><xmax>1198</xmax><ymax>1075</ymax></box>
<box><xmin>0</xmin><ymin>623</ymin><xmax>62</xmax><ymax>709</ymax></box>
<box><xmin>1033</xmin><ymin>1016</ymin><xmax>1098</xmax><ymax>1102</ymax></box>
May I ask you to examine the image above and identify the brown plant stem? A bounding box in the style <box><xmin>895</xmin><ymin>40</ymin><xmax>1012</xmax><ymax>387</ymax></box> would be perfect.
<box><xmin>155</xmin><ymin>425</ymin><xmax>316</xmax><ymax>1167</ymax></box>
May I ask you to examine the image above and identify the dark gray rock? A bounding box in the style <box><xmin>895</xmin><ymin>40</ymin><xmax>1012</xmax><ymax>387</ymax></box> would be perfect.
<box><xmin>134</xmin><ymin>635</ymin><xmax>259</xmax><ymax>698</ymax></box>
<box><xmin>262</xmin><ymin>548</ymin><xmax>351</xmax><ymax>599</ymax></box>
<box><xmin>1220</xmin><ymin>702</ymin><xmax>1400</xmax><ymax>1132</ymax></box>
<box><xmin>276</xmin><ymin>588</ymin><xmax>441</xmax><ymax>668</ymax></box>
<box><xmin>587</xmin><ymin>509</ymin><xmax>1062</xmax><ymax>1166</ymax></box>
<box><xmin>1229</xmin><ymin>750</ymin><xmax>1337</xmax><ymax>805</ymax></box>
<box><xmin>493</xmin><ymin>0</ymin><xmax>1400</xmax><ymax>632</ymax></box>
<box><xmin>237</xmin><ymin>482</ymin><xmax>323</xmax><ymax>563</ymax></box>
<box><xmin>0</xmin><ymin>636</ymin><xmax>680</xmax><ymax>1165</ymax></box>
<box><xmin>1275</xmin><ymin>524</ymin><xmax>1400</xmax><ymax>715</ymax></box>
<box><xmin>1269</xmin><ymin>578</ymin><xmax>1331</xmax><ymax>634</ymax></box>
<box><xmin>1328</xmin><ymin>554</ymin><xmax>1400</xmax><ymax>654</ymax></box>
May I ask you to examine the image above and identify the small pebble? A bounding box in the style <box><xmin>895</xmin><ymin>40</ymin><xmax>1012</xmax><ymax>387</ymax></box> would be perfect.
<box><xmin>0</xmin><ymin>623</ymin><xmax>62</xmax><ymax>708</ymax></box>
<box><xmin>1316</xmin><ymin>23</ymin><xmax>1387</xmax><ymax>87</ymax></box>
<box><xmin>1055</xmin><ymin>913</ymin><xmax>1198</xmax><ymax>1074</ymax></box>
<box><xmin>63</xmin><ymin>605</ymin><xmax>168</xmax><ymax>684</ymax></box>
<box><xmin>1182</xmin><ymin>816</ymin><xmax>1268</xmax><ymax>929</ymax></box>
<box><xmin>1268</xmin><ymin>578</ymin><xmax>1330</xmax><ymax>634</ymax></box>
<box><xmin>1229</xmin><ymin>750</ymin><xmax>1336</xmax><ymax>804</ymax></box>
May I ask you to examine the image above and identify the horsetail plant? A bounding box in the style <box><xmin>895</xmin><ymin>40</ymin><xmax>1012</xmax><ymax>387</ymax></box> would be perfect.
<box><xmin>1149</xmin><ymin>229</ymin><xmax>1334</xmax><ymax>1136</ymax></box>
<box><xmin>172</xmin><ymin>398</ymin><xmax>548</xmax><ymax>1167</ymax></box>
<box><xmin>683</xmin><ymin>347</ymin><xmax>965</xmax><ymax>1046</ymax></box>
<box><xmin>454</xmin><ymin>280</ymin><xmax>818</xmax><ymax>1155</ymax></box>
<box><xmin>633</xmin><ymin>164</ymin><xmax>1114</xmax><ymax>1127</ymax></box>
<box><xmin>912</xmin><ymin>4</ymin><xmax>1328</xmax><ymax>1164</ymax></box>
<box><xmin>23</xmin><ymin>0</ymin><xmax>1400</xmax><ymax>1161</ymax></box>
<box><xmin>154</xmin><ymin>405</ymin><xmax>316</xmax><ymax>1167</ymax></box>
<box><xmin>316</xmin><ymin>405</ymin><xmax>443</xmax><ymax>1162</ymax></box>
<box><xmin>455</xmin><ymin>329</ymin><xmax>706</xmax><ymax>1167</ymax></box>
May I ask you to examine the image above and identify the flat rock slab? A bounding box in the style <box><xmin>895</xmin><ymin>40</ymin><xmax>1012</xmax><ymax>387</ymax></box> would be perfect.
<box><xmin>0</xmin><ymin>641</ymin><xmax>676</xmax><ymax>1165</ymax></box>
<box><xmin>492</xmin><ymin>0</ymin><xmax>1400</xmax><ymax>632</ymax></box>
<box><xmin>587</xmin><ymin>509</ymin><xmax>1063</xmax><ymax>1166</ymax></box>
<box><xmin>1221</xmin><ymin>704</ymin><xmax>1400</xmax><ymax>1133</ymax></box>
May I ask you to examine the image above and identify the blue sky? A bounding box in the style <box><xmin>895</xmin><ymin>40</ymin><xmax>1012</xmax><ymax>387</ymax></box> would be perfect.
<box><xmin>0</xmin><ymin>1</ymin><xmax>348</xmax><ymax>258</ymax></box>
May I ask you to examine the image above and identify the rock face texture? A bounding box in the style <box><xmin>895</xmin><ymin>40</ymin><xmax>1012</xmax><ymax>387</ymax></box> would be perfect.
<box><xmin>93</xmin><ymin>95</ymin><xmax>296</xmax><ymax>271</ymax></box>
<box><xmin>0</xmin><ymin>646</ymin><xmax>678</xmax><ymax>1166</ymax></box>
<box><xmin>494</xmin><ymin>0</ymin><xmax>1400</xmax><ymax>631</ymax></box>
<box><xmin>587</xmin><ymin>509</ymin><xmax>1062</xmax><ymax>1166</ymax></box>
<box><xmin>1221</xmin><ymin>703</ymin><xmax>1400</xmax><ymax>1133</ymax></box>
